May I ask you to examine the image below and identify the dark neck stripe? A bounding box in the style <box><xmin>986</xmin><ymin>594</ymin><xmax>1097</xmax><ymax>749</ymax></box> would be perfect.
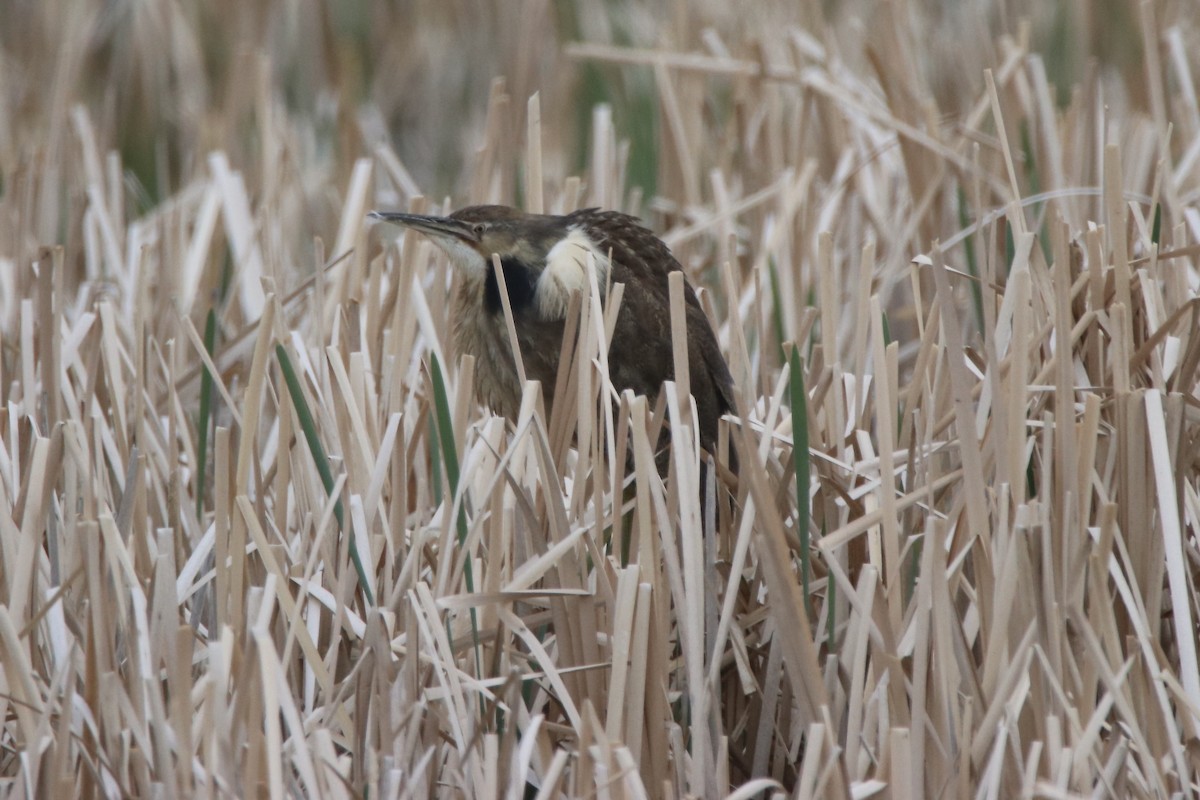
<box><xmin>483</xmin><ymin>255</ymin><xmax>538</xmax><ymax>314</ymax></box>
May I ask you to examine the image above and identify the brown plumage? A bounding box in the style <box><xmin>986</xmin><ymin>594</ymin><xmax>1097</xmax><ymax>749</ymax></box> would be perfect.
<box><xmin>371</xmin><ymin>204</ymin><xmax>736</xmax><ymax>458</ymax></box>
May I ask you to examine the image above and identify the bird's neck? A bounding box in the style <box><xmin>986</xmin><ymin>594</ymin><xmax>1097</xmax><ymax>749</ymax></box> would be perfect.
<box><xmin>482</xmin><ymin>256</ymin><xmax>538</xmax><ymax>315</ymax></box>
<box><xmin>534</xmin><ymin>227</ymin><xmax>611</xmax><ymax>319</ymax></box>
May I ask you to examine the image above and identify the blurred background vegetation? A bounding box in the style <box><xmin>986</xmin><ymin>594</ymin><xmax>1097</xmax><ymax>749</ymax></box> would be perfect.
<box><xmin>0</xmin><ymin>0</ymin><xmax>1155</xmax><ymax>216</ymax></box>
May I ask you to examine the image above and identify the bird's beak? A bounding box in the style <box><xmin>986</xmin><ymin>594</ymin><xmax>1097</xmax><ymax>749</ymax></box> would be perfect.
<box><xmin>368</xmin><ymin>211</ymin><xmax>480</xmax><ymax>244</ymax></box>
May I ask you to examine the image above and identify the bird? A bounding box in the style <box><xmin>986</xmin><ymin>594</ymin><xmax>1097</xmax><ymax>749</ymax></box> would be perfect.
<box><xmin>370</xmin><ymin>204</ymin><xmax>736</xmax><ymax>466</ymax></box>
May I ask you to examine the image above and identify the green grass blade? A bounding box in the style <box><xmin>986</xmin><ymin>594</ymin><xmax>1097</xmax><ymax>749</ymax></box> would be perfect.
<box><xmin>196</xmin><ymin>308</ymin><xmax>218</xmax><ymax>520</ymax></box>
<box><xmin>429</xmin><ymin>353</ymin><xmax>470</xmax><ymax>560</ymax></box>
<box><xmin>276</xmin><ymin>343</ymin><xmax>374</xmax><ymax>605</ymax></box>
<box><xmin>788</xmin><ymin>344</ymin><xmax>812</xmax><ymax>619</ymax></box>
<box><xmin>428</xmin><ymin>353</ymin><xmax>485</xmax><ymax>693</ymax></box>
<box><xmin>957</xmin><ymin>185</ymin><xmax>985</xmax><ymax>336</ymax></box>
<box><xmin>769</xmin><ymin>257</ymin><xmax>787</xmax><ymax>365</ymax></box>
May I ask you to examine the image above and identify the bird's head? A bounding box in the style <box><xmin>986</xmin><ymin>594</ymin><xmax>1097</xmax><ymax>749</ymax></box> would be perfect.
<box><xmin>370</xmin><ymin>205</ymin><xmax>566</xmax><ymax>278</ymax></box>
<box><xmin>371</xmin><ymin>204</ymin><xmax>610</xmax><ymax>319</ymax></box>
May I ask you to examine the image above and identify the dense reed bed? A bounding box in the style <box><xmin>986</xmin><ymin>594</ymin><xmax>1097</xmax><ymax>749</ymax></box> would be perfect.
<box><xmin>2</xmin><ymin>1</ymin><xmax>1199</xmax><ymax>796</ymax></box>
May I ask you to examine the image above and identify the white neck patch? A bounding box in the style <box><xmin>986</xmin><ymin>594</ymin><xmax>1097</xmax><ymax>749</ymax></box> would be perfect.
<box><xmin>428</xmin><ymin>234</ymin><xmax>489</xmax><ymax>278</ymax></box>
<box><xmin>535</xmin><ymin>227</ymin><xmax>611</xmax><ymax>319</ymax></box>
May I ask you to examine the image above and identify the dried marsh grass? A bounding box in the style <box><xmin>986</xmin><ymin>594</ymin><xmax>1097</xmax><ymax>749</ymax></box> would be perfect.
<box><xmin>2</xmin><ymin>0</ymin><xmax>1200</xmax><ymax>797</ymax></box>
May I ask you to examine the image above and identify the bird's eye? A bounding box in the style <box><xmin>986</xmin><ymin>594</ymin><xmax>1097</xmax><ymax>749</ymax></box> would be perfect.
<box><xmin>472</xmin><ymin>223</ymin><xmax>486</xmax><ymax>237</ymax></box>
